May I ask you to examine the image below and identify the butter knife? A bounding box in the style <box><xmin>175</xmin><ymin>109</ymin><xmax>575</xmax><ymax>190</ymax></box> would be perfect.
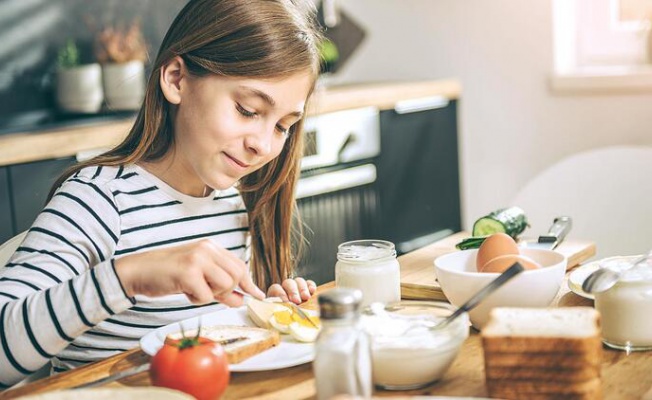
<box><xmin>72</xmin><ymin>363</ymin><xmax>150</xmax><ymax>389</ymax></box>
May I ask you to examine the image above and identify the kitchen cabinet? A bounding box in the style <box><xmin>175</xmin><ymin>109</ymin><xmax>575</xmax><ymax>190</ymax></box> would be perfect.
<box><xmin>8</xmin><ymin>157</ymin><xmax>77</xmax><ymax>234</ymax></box>
<box><xmin>0</xmin><ymin>167</ymin><xmax>12</xmax><ymax>243</ymax></box>
<box><xmin>376</xmin><ymin>99</ymin><xmax>461</xmax><ymax>254</ymax></box>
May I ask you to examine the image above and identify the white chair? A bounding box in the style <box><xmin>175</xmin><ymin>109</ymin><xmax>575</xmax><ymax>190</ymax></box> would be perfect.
<box><xmin>512</xmin><ymin>146</ymin><xmax>652</xmax><ymax>260</ymax></box>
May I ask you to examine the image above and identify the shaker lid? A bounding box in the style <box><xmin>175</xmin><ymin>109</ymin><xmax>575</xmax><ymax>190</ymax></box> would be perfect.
<box><xmin>318</xmin><ymin>287</ymin><xmax>363</xmax><ymax>319</ymax></box>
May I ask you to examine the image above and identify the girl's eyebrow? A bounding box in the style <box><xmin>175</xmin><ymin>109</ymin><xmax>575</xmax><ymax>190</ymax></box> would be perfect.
<box><xmin>238</xmin><ymin>85</ymin><xmax>304</xmax><ymax>118</ymax></box>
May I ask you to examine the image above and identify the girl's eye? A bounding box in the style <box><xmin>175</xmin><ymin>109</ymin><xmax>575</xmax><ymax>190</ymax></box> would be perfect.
<box><xmin>236</xmin><ymin>103</ymin><xmax>257</xmax><ymax>118</ymax></box>
<box><xmin>275</xmin><ymin>124</ymin><xmax>290</xmax><ymax>137</ymax></box>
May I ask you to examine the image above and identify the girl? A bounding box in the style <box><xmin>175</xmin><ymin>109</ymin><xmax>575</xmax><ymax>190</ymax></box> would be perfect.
<box><xmin>0</xmin><ymin>0</ymin><xmax>321</xmax><ymax>386</ymax></box>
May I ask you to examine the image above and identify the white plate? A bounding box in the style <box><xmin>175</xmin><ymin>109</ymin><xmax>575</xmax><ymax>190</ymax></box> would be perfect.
<box><xmin>139</xmin><ymin>307</ymin><xmax>314</xmax><ymax>372</ymax></box>
<box><xmin>568</xmin><ymin>255</ymin><xmax>639</xmax><ymax>300</ymax></box>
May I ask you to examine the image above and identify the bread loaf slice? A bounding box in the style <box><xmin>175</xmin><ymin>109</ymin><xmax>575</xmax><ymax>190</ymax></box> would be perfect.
<box><xmin>168</xmin><ymin>325</ymin><xmax>280</xmax><ymax>364</ymax></box>
<box><xmin>484</xmin><ymin>351</ymin><xmax>600</xmax><ymax>369</ymax></box>
<box><xmin>482</xmin><ymin>307</ymin><xmax>601</xmax><ymax>354</ymax></box>
<box><xmin>485</xmin><ymin>365</ymin><xmax>600</xmax><ymax>383</ymax></box>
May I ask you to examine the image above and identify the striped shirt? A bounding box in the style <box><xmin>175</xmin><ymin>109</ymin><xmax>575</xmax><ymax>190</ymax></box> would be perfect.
<box><xmin>0</xmin><ymin>164</ymin><xmax>250</xmax><ymax>387</ymax></box>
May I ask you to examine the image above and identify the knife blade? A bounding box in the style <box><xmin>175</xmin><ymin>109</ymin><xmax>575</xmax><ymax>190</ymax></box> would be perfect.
<box><xmin>71</xmin><ymin>336</ymin><xmax>248</xmax><ymax>389</ymax></box>
<box><xmin>525</xmin><ymin>216</ymin><xmax>572</xmax><ymax>250</ymax></box>
<box><xmin>72</xmin><ymin>362</ymin><xmax>151</xmax><ymax>389</ymax></box>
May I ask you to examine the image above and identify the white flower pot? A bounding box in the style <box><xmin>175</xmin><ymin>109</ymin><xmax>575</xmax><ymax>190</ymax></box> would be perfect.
<box><xmin>56</xmin><ymin>64</ymin><xmax>104</xmax><ymax>113</ymax></box>
<box><xmin>102</xmin><ymin>60</ymin><xmax>145</xmax><ymax>111</ymax></box>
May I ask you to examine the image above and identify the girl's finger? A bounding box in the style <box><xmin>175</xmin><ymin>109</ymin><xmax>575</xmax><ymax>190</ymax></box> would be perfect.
<box><xmin>281</xmin><ymin>279</ymin><xmax>301</xmax><ymax>304</ymax></box>
<box><xmin>306</xmin><ymin>279</ymin><xmax>317</xmax><ymax>294</ymax></box>
<box><xmin>267</xmin><ymin>283</ymin><xmax>289</xmax><ymax>302</ymax></box>
<box><xmin>294</xmin><ymin>277</ymin><xmax>311</xmax><ymax>301</ymax></box>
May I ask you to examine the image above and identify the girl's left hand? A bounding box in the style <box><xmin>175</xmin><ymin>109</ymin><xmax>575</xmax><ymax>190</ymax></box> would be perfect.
<box><xmin>267</xmin><ymin>277</ymin><xmax>317</xmax><ymax>304</ymax></box>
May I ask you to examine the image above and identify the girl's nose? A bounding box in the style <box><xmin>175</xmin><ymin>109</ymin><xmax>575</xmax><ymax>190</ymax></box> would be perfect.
<box><xmin>244</xmin><ymin>126</ymin><xmax>273</xmax><ymax>157</ymax></box>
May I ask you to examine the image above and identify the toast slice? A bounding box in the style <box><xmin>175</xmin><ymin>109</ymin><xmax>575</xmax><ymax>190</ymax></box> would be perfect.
<box><xmin>168</xmin><ymin>325</ymin><xmax>280</xmax><ymax>364</ymax></box>
<box><xmin>482</xmin><ymin>307</ymin><xmax>602</xmax><ymax>354</ymax></box>
<box><xmin>485</xmin><ymin>365</ymin><xmax>600</xmax><ymax>383</ymax></box>
<box><xmin>484</xmin><ymin>351</ymin><xmax>601</xmax><ymax>369</ymax></box>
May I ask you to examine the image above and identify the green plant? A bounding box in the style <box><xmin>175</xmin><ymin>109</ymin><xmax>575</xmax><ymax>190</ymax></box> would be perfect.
<box><xmin>319</xmin><ymin>38</ymin><xmax>339</xmax><ymax>64</ymax></box>
<box><xmin>57</xmin><ymin>39</ymin><xmax>80</xmax><ymax>69</ymax></box>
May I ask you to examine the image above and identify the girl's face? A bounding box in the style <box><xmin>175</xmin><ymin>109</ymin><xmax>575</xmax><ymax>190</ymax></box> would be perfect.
<box><xmin>162</xmin><ymin>62</ymin><xmax>313</xmax><ymax>196</ymax></box>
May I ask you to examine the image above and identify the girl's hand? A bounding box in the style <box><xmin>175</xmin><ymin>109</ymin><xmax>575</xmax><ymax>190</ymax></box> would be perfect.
<box><xmin>267</xmin><ymin>277</ymin><xmax>317</xmax><ymax>304</ymax></box>
<box><xmin>114</xmin><ymin>240</ymin><xmax>265</xmax><ymax>307</ymax></box>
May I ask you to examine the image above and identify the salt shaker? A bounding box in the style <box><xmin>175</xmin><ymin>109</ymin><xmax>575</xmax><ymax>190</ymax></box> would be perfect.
<box><xmin>335</xmin><ymin>239</ymin><xmax>400</xmax><ymax>308</ymax></box>
<box><xmin>313</xmin><ymin>288</ymin><xmax>372</xmax><ymax>400</ymax></box>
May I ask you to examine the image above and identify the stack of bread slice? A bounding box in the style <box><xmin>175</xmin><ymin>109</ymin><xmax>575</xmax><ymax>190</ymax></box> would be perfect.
<box><xmin>482</xmin><ymin>307</ymin><xmax>602</xmax><ymax>400</ymax></box>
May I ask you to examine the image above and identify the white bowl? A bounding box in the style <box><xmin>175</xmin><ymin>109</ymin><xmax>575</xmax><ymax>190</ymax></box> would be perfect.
<box><xmin>433</xmin><ymin>248</ymin><xmax>567</xmax><ymax>329</ymax></box>
<box><xmin>362</xmin><ymin>301</ymin><xmax>468</xmax><ymax>390</ymax></box>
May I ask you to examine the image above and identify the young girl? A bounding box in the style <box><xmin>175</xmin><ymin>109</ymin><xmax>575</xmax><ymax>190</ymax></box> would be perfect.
<box><xmin>0</xmin><ymin>0</ymin><xmax>321</xmax><ymax>386</ymax></box>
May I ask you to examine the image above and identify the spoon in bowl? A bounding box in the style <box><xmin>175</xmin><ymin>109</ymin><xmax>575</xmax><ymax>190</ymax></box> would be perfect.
<box><xmin>582</xmin><ymin>250</ymin><xmax>652</xmax><ymax>295</ymax></box>
<box><xmin>426</xmin><ymin>261</ymin><xmax>525</xmax><ymax>331</ymax></box>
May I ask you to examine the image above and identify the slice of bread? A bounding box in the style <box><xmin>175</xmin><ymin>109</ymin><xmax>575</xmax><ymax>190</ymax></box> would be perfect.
<box><xmin>485</xmin><ymin>365</ymin><xmax>600</xmax><ymax>383</ymax></box>
<box><xmin>482</xmin><ymin>307</ymin><xmax>601</xmax><ymax>354</ymax></box>
<box><xmin>168</xmin><ymin>325</ymin><xmax>280</xmax><ymax>364</ymax></box>
<box><xmin>484</xmin><ymin>351</ymin><xmax>601</xmax><ymax>369</ymax></box>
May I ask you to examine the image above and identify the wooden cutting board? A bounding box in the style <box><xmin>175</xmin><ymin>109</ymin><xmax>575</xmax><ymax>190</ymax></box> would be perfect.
<box><xmin>398</xmin><ymin>232</ymin><xmax>596</xmax><ymax>301</ymax></box>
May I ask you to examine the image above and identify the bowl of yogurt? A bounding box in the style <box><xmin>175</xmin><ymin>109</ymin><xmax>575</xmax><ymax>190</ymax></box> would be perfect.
<box><xmin>361</xmin><ymin>300</ymin><xmax>469</xmax><ymax>390</ymax></box>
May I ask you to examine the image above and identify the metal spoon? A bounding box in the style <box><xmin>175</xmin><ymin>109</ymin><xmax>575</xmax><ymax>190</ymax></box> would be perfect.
<box><xmin>427</xmin><ymin>261</ymin><xmax>525</xmax><ymax>331</ymax></box>
<box><xmin>364</xmin><ymin>262</ymin><xmax>524</xmax><ymax>333</ymax></box>
<box><xmin>582</xmin><ymin>250</ymin><xmax>651</xmax><ymax>294</ymax></box>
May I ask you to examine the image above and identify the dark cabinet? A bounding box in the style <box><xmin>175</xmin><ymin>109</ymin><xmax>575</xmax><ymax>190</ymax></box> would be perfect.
<box><xmin>0</xmin><ymin>167</ymin><xmax>12</xmax><ymax>243</ymax></box>
<box><xmin>8</xmin><ymin>157</ymin><xmax>77</xmax><ymax>234</ymax></box>
<box><xmin>376</xmin><ymin>99</ymin><xmax>461</xmax><ymax>254</ymax></box>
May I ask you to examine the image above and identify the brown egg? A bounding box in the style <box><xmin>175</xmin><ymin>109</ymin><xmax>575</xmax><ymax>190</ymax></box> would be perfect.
<box><xmin>476</xmin><ymin>233</ymin><xmax>519</xmax><ymax>272</ymax></box>
<box><xmin>480</xmin><ymin>254</ymin><xmax>541</xmax><ymax>273</ymax></box>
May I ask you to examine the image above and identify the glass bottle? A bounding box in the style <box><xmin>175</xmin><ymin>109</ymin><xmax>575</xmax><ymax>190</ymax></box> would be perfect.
<box><xmin>335</xmin><ymin>239</ymin><xmax>400</xmax><ymax>308</ymax></box>
<box><xmin>313</xmin><ymin>288</ymin><xmax>372</xmax><ymax>400</ymax></box>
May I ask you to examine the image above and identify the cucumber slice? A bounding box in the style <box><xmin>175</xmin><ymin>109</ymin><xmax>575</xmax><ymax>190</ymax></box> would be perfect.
<box><xmin>471</xmin><ymin>207</ymin><xmax>528</xmax><ymax>239</ymax></box>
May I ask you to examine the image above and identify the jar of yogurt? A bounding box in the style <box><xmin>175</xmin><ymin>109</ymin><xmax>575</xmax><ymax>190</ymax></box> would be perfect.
<box><xmin>361</xmin><ymin>300</ymin><xmax>469</xmax><ymax>390</ymax></box>
<box><xmin>335</xmin><ymin>240</ymin><xmax>400</xmax><ymax>308</ymax></box>
<box><xmin>594</xmin><ymin>254</ymin><xmax>652</xmax><ymax>351</ymax></box>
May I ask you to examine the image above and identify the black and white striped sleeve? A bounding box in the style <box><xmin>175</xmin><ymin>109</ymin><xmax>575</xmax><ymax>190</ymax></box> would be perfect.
<box><xmin>0</xmin><ymin>176</ymin><xmax>134</xmax><ymax>387</ymax></box>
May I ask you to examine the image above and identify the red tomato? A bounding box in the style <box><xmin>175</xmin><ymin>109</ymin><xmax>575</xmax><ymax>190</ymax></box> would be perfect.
<box><xmin>150</xmin><ymin>336</ymin><xmax>230</xmax><ymax>400</ymax></box>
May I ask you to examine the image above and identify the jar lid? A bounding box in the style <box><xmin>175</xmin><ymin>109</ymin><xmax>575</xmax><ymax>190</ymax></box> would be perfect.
<box><xmin>337</xmin><ymin>240</ymin><xmax>397</xmax><ymax>262</ymax></box>
<box><xmin>318</xmin><ymin>287</ymin><xmax>363</xmax><ymax>319</ymax></box>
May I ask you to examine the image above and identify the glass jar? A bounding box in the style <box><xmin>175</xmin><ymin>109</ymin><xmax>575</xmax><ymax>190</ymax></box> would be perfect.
<box><xmin>313</xmin><ymin>288</ymin><xmax>372</xmax><ymax>400</ymax></box>
<box><xmin>594</xmin><ymin>255</ymin><xmax>652</xmax><ymax>351</ymax></box>
<box><xmin>361</xmin><ymin>300</ymin><xmax>469</xmax><ymax>390</ymax></box>
<box><xmin>335</xmin><ymin>240</ymin><xmax>400</xmax><ymax>308</ymax></box>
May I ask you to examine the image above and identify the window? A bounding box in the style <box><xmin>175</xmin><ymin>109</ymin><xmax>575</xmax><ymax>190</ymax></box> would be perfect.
<box><xmin>552</xmin><ymin>0</ymin><xmax>652</xmax><ymax>92</ymax></box>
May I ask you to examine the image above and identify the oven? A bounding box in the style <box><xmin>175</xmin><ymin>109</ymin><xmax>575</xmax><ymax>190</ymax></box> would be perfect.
<box><xmin>294</xmin><ymin>107</ymin><xmax>381</xmax><ymax>285</ymax></box>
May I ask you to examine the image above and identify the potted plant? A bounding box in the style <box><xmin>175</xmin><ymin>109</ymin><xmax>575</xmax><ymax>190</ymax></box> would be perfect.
<box><xmin>95</xmin><ymin>20</ymin><xmax>147</xmax><ymax>111</ymax></box>
<box><xmin>55</xmin><ymin>39</ymin><xmax>104</xmax><ymax>113</ymax></box>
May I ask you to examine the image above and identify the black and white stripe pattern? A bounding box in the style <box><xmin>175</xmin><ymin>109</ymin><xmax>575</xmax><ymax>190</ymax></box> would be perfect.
<box><xmin>0</xmin><ymin>165</ymin><xmax>249</xmax><ymax>386</ymax></box>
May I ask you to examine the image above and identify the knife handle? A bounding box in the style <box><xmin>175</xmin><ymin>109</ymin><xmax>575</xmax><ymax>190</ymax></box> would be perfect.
<box><xmin>539</xmin><ymin>216</ymin><xmax>572</xmax><ymax>243</ymax></box>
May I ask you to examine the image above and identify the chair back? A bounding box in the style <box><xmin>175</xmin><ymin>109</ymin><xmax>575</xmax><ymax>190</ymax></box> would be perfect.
<box><xmin>512</xmin><ymin>146</ymin><xmax>652</xmax><ymax>259</ymax></box>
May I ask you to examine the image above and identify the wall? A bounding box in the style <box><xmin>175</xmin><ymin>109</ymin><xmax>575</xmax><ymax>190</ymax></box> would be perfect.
<box><xmin>332</xmin><ymin>0</ymin><xmax>652</xmax><ymax>254</ymax></box>
<box><xmin>0</xmin><ymin>0</ymin><xmax>185</xmax><ymax>132</ymax></box>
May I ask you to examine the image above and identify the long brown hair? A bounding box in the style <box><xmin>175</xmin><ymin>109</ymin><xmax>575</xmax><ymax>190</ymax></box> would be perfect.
<box><xmin>49</xmin><ymin>0</ymin><xmax>322</xmax><ymax>290</ymax></box>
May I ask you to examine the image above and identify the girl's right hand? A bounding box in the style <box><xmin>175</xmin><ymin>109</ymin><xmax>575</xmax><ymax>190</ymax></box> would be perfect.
<box><xmin>114</xmin><ymin>239</ymin><xmax>265</xmax><ymax>307</ymax></box>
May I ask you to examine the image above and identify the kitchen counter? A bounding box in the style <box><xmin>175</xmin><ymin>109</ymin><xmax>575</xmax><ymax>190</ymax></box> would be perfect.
<box><xmin>0</xmin><ymin>79</ymin><xmax>461</xmax><ymax>167</ymax></box>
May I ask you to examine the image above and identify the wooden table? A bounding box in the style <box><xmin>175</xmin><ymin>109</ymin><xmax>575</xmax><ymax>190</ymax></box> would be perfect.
<box><xmin>3</xmin><ymin>235</ymin><xmax>652</xmax><ymax>400</ymax></box>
